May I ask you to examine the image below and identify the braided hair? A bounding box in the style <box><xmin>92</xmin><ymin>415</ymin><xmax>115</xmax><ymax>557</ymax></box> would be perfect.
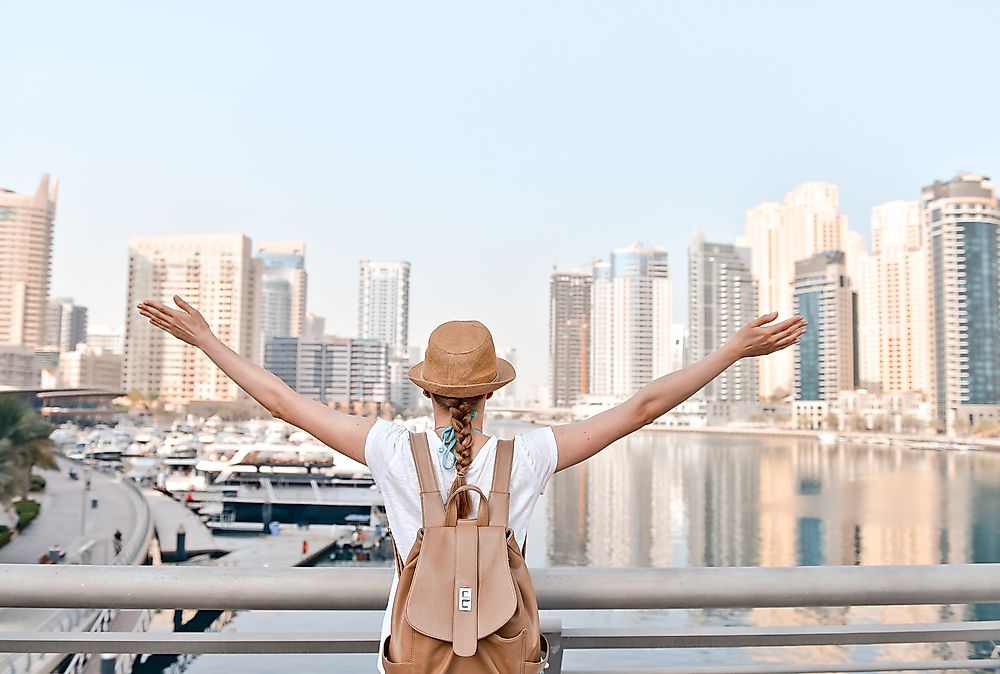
<box><xmin>432</xmin><ymin>393</ymin><xmax>484</xmax><ymax>519</ymax></box>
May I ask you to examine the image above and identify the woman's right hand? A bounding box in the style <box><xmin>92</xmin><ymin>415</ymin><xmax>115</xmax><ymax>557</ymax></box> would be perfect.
<box><xmin>137</xmin><ymin>295</ymin><xmax>215</xmax><ymax>348</ymax></box>
<box><xmin>725</xmin><ymin>311</ymin><xmax>807</xmax><ymax>359</ymax></box>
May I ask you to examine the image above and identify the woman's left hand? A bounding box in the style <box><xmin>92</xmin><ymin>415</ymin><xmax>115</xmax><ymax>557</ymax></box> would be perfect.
<box><xmin>137</xmin><ymin>295</ymin><xmax>215</xmax><ymax>348</ymax></box>
<box><xmin>726</xmin><ymin>311</ymin><xmax>807</xmax><ymax>359</ymax></box>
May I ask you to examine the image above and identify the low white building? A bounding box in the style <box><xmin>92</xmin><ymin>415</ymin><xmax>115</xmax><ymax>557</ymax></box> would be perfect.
<box><xmin>795</xmin><ymin>388</ymin><xmax>932</xmax><ymax>432</ymax></box>
<box><xmin>58</xmin><ymin>345</ymin><xmax>123</xmax><ymax>390</ymax></box>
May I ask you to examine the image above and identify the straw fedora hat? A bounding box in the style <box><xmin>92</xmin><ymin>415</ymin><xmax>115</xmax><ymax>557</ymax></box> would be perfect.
<box><xmin>408</xmin><ymin>320</ymin><xmax>516</xmax><ymax>397</ymax></box>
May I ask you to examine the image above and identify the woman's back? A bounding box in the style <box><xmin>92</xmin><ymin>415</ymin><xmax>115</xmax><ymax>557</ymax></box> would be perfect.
<box><xmin>364</xmin><ymin>418</ymin><xmax>558</xmax><ymax>569</ymax></box>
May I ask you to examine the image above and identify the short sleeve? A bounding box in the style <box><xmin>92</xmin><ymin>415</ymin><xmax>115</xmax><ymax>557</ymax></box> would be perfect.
<box><xmin>516</xmin><ymin>426</ymin><xmax>559</xmax><ymax>495</ymax></box>
<box><xmin>364</xmin><ymin>418</ymin><xmax>409</xmax><ymax>483</ymax></box>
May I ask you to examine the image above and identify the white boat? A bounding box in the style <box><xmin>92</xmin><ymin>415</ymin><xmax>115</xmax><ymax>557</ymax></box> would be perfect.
<box><xmin>817</xmin><ymin>431</ymin><xmax>838</xmax><ymax>444</ymax></box>
<box><xmin>49</xmin><ymin>422</ymin><xmax>80</xmax><ymax>447</ymax></box>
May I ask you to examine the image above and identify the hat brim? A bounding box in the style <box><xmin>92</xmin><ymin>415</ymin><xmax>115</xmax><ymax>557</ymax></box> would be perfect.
<box><xmin>408</xmin><ymin>358</ymin><xmax>516</xmax><ymax>398</ymax></box>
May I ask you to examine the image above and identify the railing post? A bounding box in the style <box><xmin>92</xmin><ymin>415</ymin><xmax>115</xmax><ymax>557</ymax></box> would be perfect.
<box><xmin>541</xmin><ymin>618</ymin><xmax>563</xmax><ymax>673</ymax></box>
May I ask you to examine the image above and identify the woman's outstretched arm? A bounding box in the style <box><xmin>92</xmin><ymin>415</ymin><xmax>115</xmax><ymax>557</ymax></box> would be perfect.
<box><xmin>137</xmin><ymin>295</ymin><xmax>374</xmax><ymax>465</ymax></box>
<box><xmin>550</xmin><ymin>311</ymin><xmax>807</xmax><ymax>472</ymax></box>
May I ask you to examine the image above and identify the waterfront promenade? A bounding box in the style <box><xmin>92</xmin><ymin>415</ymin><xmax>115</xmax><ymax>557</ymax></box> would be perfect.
<box><xmin>0</xmin><ymin>457</ymin><xmax>139</xmax><ymax>565</ymax></box>
<box><xmin>0</xmin><ymin>458</ymin><xmax>149</xmax><ymax>674</ymax></box>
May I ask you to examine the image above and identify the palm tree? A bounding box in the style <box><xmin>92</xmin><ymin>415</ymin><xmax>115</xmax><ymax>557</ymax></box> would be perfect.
<box><xmin>0</xmin><ymin>398</ymin><xmax>57</xmax><ymax>502</ymax></box>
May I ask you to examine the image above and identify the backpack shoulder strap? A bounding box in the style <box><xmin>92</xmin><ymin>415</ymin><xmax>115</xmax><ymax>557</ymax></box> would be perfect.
<box><xmin>487</xmin><ymin>438</ymin><xmax>514</xmax><ymax>528</ymax></box>
<box><xmin>409</xmin><ymin>431</ymin><xmax>445</xmax><ymax>528</ymax></box>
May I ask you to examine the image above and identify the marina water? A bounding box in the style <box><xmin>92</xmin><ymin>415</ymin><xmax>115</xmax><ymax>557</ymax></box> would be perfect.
<box><xmin>183</xmin><ymin>422</ymin><xmax>1000</xmax><ymax>673</ymax></box>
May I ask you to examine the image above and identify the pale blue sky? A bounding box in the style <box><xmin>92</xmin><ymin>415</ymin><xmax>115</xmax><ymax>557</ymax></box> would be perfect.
<box><xmin>3</xmin><ymin>1</ymin><xmax>999</xmax><ymax>393</ymax></box>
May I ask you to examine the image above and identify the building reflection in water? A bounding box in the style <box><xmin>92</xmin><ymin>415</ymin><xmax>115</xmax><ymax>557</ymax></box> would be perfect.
<box><xmin>544</xmin><ymin>429</ymin><xmax>1000</xmax><ymax>666</ymax></box>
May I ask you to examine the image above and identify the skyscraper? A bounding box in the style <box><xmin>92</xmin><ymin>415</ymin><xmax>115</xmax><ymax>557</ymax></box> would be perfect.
<box><xmin>255</xmin><ymin>240</ymin><xmax>307</xmax><ymax>360</ymax></box>
<box><xmin>923</xmin><ymin>173</ymin><xmax>1000</xmax><ymax>434</ymax></box>
<box><xmin>358</xmin><ymin>260</ymin><xmax>410</xmax><ymax>358</ymax></box>
<box><xmin>358</xmin><ymin>260</ymin><xmax>412</xmax><ymax>411</ymax></box>
<box><xmin>45</xmin><ymin>297</ymin><xmax>88</xmax><ymax>353</ymax></box>
<box><xmin>738</xmin><ymin>182</ymin><xmax>852</xmax><ymax>401</ymax></box>
<box><xmin>687</xmin><ymin>230</ymin><xmax>759</xmax><ymax>416</ymax></box>
<box><xmin>123</xmin><ymin>233</ymin><xmax>261</xmax><ymax>403</ymax></box>
<box><xmin>0</xmin><ymin>174</ymin><xmax>57</xmax><ymax>348</ymax></box>
<box><xmin>792</xmin><ymin>250</ymin><xmax>857</xmax><ymax>429</ymax></box>
<box><xmin>590</xmin><ymin>243</ymin><xmax>671</xmax><ymax>399</ymax></box>
<box><xmin>549</xmin><ymin>267</ymin><xmax>592</xmax><ymax>407</ymax></box>
<box><xmin>857</xmin><ymin>201</ymin><xmax>930</xmax><ymax>395</ymax></box>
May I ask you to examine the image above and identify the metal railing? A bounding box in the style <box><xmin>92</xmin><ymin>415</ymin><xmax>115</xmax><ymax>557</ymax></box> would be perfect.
<box><xmin>3</xmin><ymin>564</ymin><xmax>1000</xmax><ymax>673</ymax></box>
<box><xmin>0</xmin><ymin>475</ymin><xmax>154</xmax><ymax>674</ymax></box>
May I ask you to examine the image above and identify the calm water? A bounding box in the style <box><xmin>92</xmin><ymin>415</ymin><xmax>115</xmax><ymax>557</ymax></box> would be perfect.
<box><xmin>184</xmin><ymin>425</ymin><xmax>1000</xmax><ymax>673</ymax></box>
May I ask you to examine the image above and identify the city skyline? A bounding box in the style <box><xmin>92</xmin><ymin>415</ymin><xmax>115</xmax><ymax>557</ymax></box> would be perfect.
<box><xmin>4</xmin><ymin>2</ymin><xmax>999</xmax><ymax>393</ymax></box>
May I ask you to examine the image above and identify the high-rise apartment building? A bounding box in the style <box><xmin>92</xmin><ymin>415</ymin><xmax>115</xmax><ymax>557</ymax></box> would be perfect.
<box><xmin>264</xmin><ymin>336</ymin><xmax>388</xmax><ymax>405</ymax></box>
<box><xmin>687</xmin><ymin>230</ymin><xmax>759</xmax><ymax>412</ymax></box>
<box><xmin>857</xmin><ymin>201</ymin><xmax>931</xmax><ymax>395</ymax></box>
<box><xmin>358</xmin><ymin>260</ymin><xmax>411</xmax><ymax>410</ymax></box>
<box><xmin>123</xmin><ymin>233</ymin><xmax>261</xmax><ymax>403</ymax></box>
<box><xmin>738</xmin><ymin>182</ymin><xmax>852</xmax><ymax>401</ymax></box>
<box><xmin>255</xmin><ymin>240</ymin><xmax>307</xmax><ymax>359</ymax></box>
<box><xmin>45</xmin><ymin>297</ymin><xmax>88</xmax><ymax>353</ymax></box>
<box><xmin>792</xmin><ymin>250</ymin><xmax>857</xmax><ymax>429</ymax></box>
<box><xmin>358</xmin><ymin>260</ymin><xmax>410</xmax><ymax>358</ymax></box>
<box><xmin>590</xmin><ymin>243</ymin><xmax>671</xmax><ymax>399</ymax></box>
<box><xmin>0</xmin><ymin>174</ymin><xmax>57</xmax><ymax>349</ymax></box>
<box><xmin>923</xmin><ymin>173</ymin><xmax>1000</xmax><ymax>434</ymax></box>
<box><xmin>549</xmin><ymin>268</ymin><xmax>592</xmax><ymax>407</ymax></box>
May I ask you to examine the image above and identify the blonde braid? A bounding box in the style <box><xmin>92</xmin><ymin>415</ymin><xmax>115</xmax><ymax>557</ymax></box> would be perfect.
<box><xmin>435</xmin><ymin>394</ymin><xmax>482</xmax><ymax>519</ymax></box>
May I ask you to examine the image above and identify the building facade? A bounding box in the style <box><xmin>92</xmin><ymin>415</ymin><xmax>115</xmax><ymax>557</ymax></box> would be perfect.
<box><xmin>264</xmin><ymin>336</ymin><xmax>388</xmax><ymax>406</ymax></box>
<box><xmin>58</xmin><ymin>345</ymin><xmax>122</xmax><ymax>390</ymax></box>
<box><xmin>85</xmin><ymin>325</ymin><xmax>124</xmax><ymax>355</ymax></box>
<box><xmin>590</xmin><ymin>243</ymin><xmax>671</xmax><ymax>399</ymax></box>
<box><xmin>123</xmin><ymin>233</ymin><xmax>261</xmax><ymax>403</ymax></box>
<box><xmin>687</xmin><ymin>229</ymin><xmax>759</xmax><ymax>417</ymax></box>
<box><xmin>549</xmin><ymin>268</ymin><xmax>592</xmax><ymax>407</ymax></box>
<box><xmin>0</xmin><ymin>174</ymin><xmax>57</xmax><ymax>349</ymax></box>
<box><xmin>856</xmin><ymin>201</ymin><xmax>931</xmax><ymax>396</ymax></box>
<box><xmin>358</xmin><ymin>260</ymin><xmax>410</xmax><ymax>358</ymax></box>
<box><xmin>45</xmin><ymin>297</ymin><xmax>88</xmax><ymax>353</ymax></box>
<box><xmin>255</xmin><ymin>240</ymin><xmax>307</xmax><ymax>360</ymax></box>
<box><xmin>0</xmin><ymin>348</ymin><xmax>37</xmax><ymax>389</ymax></box>
<box><xmin>923</xmin><ymin>173</ymin><xmax>1000</xmax><ymax>434</ymax></box>
<box><xmin>358</xmin><ymin>260</ymin><xmax>411</xmax><ymax>411</ymax></box>
<box><xmin>738</xmin><ymin>182</ymin><xmax>852</xmax><ymax>401</ymax></box>
<box><xmin>792</xmin><ymin>250</ymin><xmax>857</xmax><ymax>429</ymax></box>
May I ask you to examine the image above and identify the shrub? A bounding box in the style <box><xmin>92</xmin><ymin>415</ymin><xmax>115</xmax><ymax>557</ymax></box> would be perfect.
<box><xmin>30</xmin><ymin>474</ymin><xmax>46</xmax><ymax>491</ymax></box>
<box><xmin>14</xmin><ymin>499</ymin><xmax>40</xmax><ymax>531</ymax></box>
<box><xmin>0</xmin><ymin>527</ymin><xmax>10</xmax><ymax>549</ymax></box>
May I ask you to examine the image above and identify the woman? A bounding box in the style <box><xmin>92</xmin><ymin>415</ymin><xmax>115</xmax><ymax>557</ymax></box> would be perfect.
<box><xmin>138</xmin><ymin>295</ymin><xmax>806</xmax><ymax>670</ymax></box>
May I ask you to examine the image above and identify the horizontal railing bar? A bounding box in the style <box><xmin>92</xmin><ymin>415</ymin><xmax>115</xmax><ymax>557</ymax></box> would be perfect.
<box><xmin>562</xmin><ymin>661</ymin><xmax>1000</xmax><ymax>674</ymax></box>
<box><xmin>5</xmin><ymin>564</ymin><xmax>1000</xmax><ymax>610</ymax></box>
<box><xmin>558</xmin><ymin>621</ymin><xmax>1000</xmax><ymax>647</ymax></box>
<box><xmin>3</xmin><ymin>621</ymin><xmax>1000</xmax><ymax>653</ymax></box>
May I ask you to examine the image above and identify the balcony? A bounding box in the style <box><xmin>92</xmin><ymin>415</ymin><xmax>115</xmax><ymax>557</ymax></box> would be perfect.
<box><xmin>3</xmin><ymin>564</ymin><xmax>1000</xmax><ymax>673</ymax></box>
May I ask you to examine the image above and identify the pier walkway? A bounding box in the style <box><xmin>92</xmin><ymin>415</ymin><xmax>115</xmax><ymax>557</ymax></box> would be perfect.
<box><xmin>144</xmin><ymin>486</ymin><xmax>344</xmax><ymax>567</ymax></box>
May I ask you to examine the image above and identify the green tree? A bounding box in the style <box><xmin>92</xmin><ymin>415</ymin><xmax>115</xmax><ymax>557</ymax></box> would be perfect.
<box><xmin>0</xmin><ymin>398</ymin><xmax>57</xmax><ymax>502</ymax></box>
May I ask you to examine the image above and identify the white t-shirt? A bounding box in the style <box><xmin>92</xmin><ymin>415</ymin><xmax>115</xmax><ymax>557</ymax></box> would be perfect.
<box><xmin>364</xmin><ymin>419</ymin><xmax>559</xmax><ymax>673</ymax></box>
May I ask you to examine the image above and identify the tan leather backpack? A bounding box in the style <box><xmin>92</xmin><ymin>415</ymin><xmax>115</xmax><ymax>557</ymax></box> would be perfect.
<box><xmin>380</xmin><ymin>432</ymin><xmax>549</xmax><ymax>673</ymax></box>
